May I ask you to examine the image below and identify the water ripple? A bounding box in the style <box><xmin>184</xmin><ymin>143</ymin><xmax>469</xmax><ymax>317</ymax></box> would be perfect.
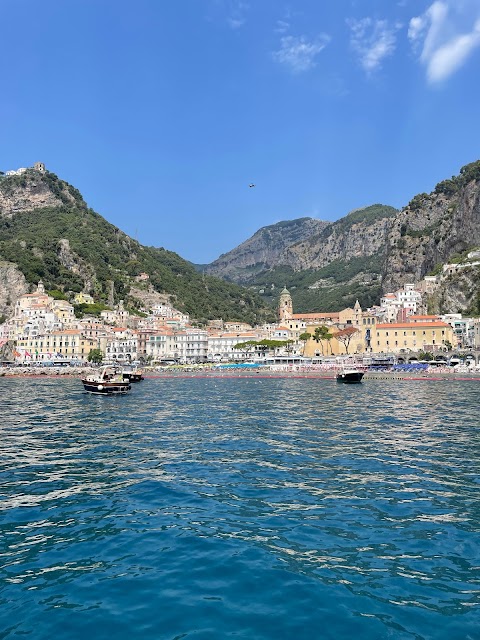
<box><xmin>0</xmin><ymin>377</ymin><xmax>479</xmax><ymax>639</ymax></box>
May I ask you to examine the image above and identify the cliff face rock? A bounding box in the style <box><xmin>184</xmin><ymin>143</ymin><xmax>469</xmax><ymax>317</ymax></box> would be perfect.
<box><xmin>0</xmin><ymin>170</ymin><xmax>78</xmax><ymax>218</ymax></box>
<box><xmin>426</xmin><ymin>267</ymin><xmax>480</xmax><ymax>315</ymax></box>
<box><xmin>128</xmin><ymin>285</ymin><xmax>171</xmax><ymax>310</ymax></box>
<box><xmin>204</xmin><ymin>217</ymin><xmax>329</xmax><ymax>282</ymax></box>
<box><xmin>383</xmin><ymin>163</ymin><xmax>480</xmax><ymax>292</ymax></box>
<box><xmin>285</xmin><ymin>205</ymin><xmax>397</xmax><ymax>271</ymax></box>
<box><xmin>0</xmin><ymin>262</ymin><xmax>29</xmax><ymax>318</ymax></box>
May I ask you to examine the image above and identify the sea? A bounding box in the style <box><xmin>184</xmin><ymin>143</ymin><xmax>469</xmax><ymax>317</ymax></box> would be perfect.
<box><xmin>0</xmin><ymin>376</ymin><xmax>479</xmax><ymax>640</ymax></box>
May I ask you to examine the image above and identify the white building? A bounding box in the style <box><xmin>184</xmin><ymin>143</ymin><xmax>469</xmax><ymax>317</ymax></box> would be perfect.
<box><xmin>207</xmin><ymin>332</ymin><xmax>258</xmax><ymax>361</ymax></box>
<box><xmin>380</xmin><ymin>284</ymin><xmax>423</xmax><ymax>322</ymax></box>
<box><xmin>441</xmin><ymin>314</ymin><xmax>475</xmax><ymax>349</ymax></box>
<box><xmin>146</xmin><ymin>332</ymin><xmax>175</xmax><ymax>361</ymax></box>
<box><xmin>174</xmin><ymin>328</ymin><xmax>208</xmax><ymax>363</ymax></box>
<box><xmin>105</xmin><ymin>328</ymin><xmax>138</xmax><ymax>363</ymax></box>
<box><xmin>146</xmin><ymin>328</ymin><xmax>209</xmax><ymax>363</ymax></box>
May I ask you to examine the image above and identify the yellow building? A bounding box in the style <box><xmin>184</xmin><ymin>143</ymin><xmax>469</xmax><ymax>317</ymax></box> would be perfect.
<box><xmin>374</xmin><ymin>322</ymin><xmax>455</xmax><ymax>353</ymax></box>
<box><xmin>16</xmin><ymin>330</ymin><xmax>98</xmax><ymax>361</ymax></box>
<box><xmin>51</xmin><ymin>299</ymin><xmax>76</xmax><ymax>323</ymax></box>
<box><xmin>14</xmin><ymin>281</ymin><xmax>52</xmax><ymax>318</ymax></box>
<box><xmin>73</xmin><ymin>292</ymin><xmax>95</xmax><ymax>305</ymax></box>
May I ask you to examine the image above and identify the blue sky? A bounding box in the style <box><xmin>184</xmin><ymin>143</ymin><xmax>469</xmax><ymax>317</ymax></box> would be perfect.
<box><xmin>1</xmin><ymin>0</ymin><xmax>480</xmax><ymax>263</ymax></box>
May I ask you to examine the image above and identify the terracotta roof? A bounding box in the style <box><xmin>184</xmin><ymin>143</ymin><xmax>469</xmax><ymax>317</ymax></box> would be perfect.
<box><xmin>292</xmin><ymin>312</ymin><xmax>340</xmax><ymax>319</ymax></box>
<box><xmin>408</xmin><ymin>315</ymin><xmax>440</xmax><ymax>320</ymax></box>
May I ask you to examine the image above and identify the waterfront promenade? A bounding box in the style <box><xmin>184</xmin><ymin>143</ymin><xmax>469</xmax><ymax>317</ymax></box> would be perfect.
<box><xmin>2</xmin><ymin>363</ymin><xmax>480</xmax><ymax>381</ymax></box>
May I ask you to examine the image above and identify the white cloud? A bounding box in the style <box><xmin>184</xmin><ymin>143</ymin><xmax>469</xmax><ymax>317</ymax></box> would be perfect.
<box><xmin>272</xmin><ymin>34</ymin><xmax>331</xmax><ymax>73</ymax></box>
<box><xmin>409</xmin><ymin>1</ymin><xmax>480</xmax><ymax>83</ymax></box>
<box><xmin>275</xmin><ymin>20</ymin><xmax>290</xmax><ymax>35</ymax></box>
<box><xmin>226</xmin><ymin>0</ymin><xmax>249</xmax><ymax>29</ymax></box>
<box><xmin>348</xmin><ymin>18</ymin><xmax>399</xmax><ymax>73</ymax></box>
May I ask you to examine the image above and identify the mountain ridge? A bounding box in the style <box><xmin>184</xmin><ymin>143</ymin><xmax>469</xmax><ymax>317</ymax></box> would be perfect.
<box><xmin>0</xmin><ymin>167</ymin><xmax>274</xmax><ymax>324</ymax></box>
<box><xmin>200</xmin><ymin>162</ymin><xmax>480</xmax><ymax>315</ymax></box>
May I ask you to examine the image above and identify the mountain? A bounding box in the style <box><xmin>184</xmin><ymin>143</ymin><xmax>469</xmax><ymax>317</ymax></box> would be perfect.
<box><xmin>202</xmin><ymin>161</ymin><xmax>480</xmax><ymax>315</ymax></box>
<box><xmin>383</xmin><ymin>160</ymin><xmax>480</xmax><ymax>316</ymax></box>
<box><xmin>204</xmin><ymin>204</ymin><xmax>398</xmax><ymax>312</ymax></box>
<box><xmin>202</xmin><ymin>217</ymin><xmax>329</xmax><ymax>282</ymax></box>
<box><xmin>0</xmin><ymin>167</ymin><xmax>274</xmax><ymax>324</ymax></box>
<box><xmin>383</xmin><ymin>161</ymin><xmax>480</xmax><ymax>291</ymax></box>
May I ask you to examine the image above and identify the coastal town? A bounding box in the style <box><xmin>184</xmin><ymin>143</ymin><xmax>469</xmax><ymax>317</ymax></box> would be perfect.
<box><xmin>1</xmin><ymin>277</ymin><xmax>480</xmax><ymax>368</ymax></box>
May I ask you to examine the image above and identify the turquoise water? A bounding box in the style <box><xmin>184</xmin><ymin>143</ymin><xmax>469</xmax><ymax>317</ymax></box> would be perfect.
<box><xmin>0</xmin><ymin>377</ymin><xmax>479</xmax><ymax>640</ymax></box>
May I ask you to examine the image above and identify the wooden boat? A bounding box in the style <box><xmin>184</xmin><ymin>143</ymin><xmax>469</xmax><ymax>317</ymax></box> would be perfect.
<box><xmin>336</xmin><ymin>368</ymin><xmax>364</xmax><ymax>383</ymax></box>
<box><xmin>82</xmin><ymin>366</ymin><xmax>131</xmax><ymax>394</ymax></box>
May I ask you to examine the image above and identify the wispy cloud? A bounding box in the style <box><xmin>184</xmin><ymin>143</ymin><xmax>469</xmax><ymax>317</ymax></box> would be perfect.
<box><xmin>348</xmin><ymin>18</ymin><xmax>400</xmax><ymax>74</ymax></box>
<box><xmin>272</xmin><ymin>34</ymin><xmax>331</xmax><ymax>73</ymax></box>
<box><xmin>408</xmin><ymin>0</ymin><xmax>480</xmax><ymax>83</ymax></box>
<box><xmin>226</xmin><ymin>0</ymin><xmax>249</xmax><ymax>29</ymax></box>
<box><xmin>275</xmin><ymin>20</ymin><xmax>290</xmax><ymax>35</ymax></box>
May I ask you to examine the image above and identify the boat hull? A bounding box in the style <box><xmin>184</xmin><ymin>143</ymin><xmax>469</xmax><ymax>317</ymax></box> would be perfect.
<box><xmin>336</xmin><ymin>371</ymin><xmax>364</xmax><ymax>383</ymax></box>
<box><xmin>82</xmin><ymin>380</ymin><xmax>131</xmax><ymax>394</ymax></box>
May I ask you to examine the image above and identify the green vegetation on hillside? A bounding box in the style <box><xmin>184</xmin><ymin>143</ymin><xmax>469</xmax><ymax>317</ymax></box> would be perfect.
<box><xmin>406</xmin><ymin>160</ymin><xmax>480</xmax><ymax>208</ymax></box>
<box><xmin>318</xmin><ymin>204</ymin><xmax>397</xmax><ymax>241</ymax></box>
<box><xmin>250</xmin><ymin>254</ymin><xmax>383</xmax><ymax>312</ymax></box>
<box><xmin>434</xmin><ymin>160</ymin><xmax>480</xmax><ymax>196</ymax></box>
<box><xmin>0</xmin><ymin>172</ymin><xmax>273</xmax><ymax>324</ymax></box>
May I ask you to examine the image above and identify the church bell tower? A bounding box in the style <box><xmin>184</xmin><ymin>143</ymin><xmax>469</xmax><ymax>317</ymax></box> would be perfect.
<box><xmin>278</xmin><ymin>286</ymin><xmax>293</xmax><ymax>322</ymax></box>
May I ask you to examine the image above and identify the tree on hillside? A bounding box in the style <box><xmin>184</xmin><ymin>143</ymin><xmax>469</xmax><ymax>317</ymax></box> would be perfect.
<box><xmin>335</xmin><ymin>326</ymin><xmax>359</xmax><ymax>355</ymax></box>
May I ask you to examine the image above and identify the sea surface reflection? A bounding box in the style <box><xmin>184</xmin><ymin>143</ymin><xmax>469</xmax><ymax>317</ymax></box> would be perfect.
<box><xmin>0</xmin><ymin>377</ymin><xmax>479</xmax><ymax>639</ymax></box>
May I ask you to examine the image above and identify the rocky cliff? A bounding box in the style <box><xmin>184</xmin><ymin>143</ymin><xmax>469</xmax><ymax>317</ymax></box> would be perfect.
<box><xmin>0</xmin><ymin>262</ymin><xmax>28</xmax><ymax>318</ymax></box>
<box><xmin>383</xmin><ymin>162</ymin><xmax>480</xmax><ymax>293</ymax></box>
<box><xmin>284</xmin><ymin>205</ymin><xmax>397</xmax><ymax>271</ymax></box>
<box><xmin>426</xmin><ymin>266</ymin><xmax>480</xmax><ymax>315</ymax></box>
<box><xmin>0</xmin><ymin>169</ymin><xmax>79</xmax><ymax>217</ymax></box>
<box><xmin>204</xmin><ymin>217</ymin><xmax>329</xmax><ymax>282</ymax></box>
<box><xmin>203</xmin><ymin>161</ymin><xmax>480</xmax><ymax>314</ymax></box>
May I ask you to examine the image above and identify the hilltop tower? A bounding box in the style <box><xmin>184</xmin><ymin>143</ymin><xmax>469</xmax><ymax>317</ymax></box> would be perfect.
<box><xmin>278</xmin><ymin>286</ymin><xmax>293</xmax><ymax>322</ymax></box>
<box><xmin>33</xmin><ymin>162</ymin><xmax>46</xmax><ymax>173</ymax></box>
